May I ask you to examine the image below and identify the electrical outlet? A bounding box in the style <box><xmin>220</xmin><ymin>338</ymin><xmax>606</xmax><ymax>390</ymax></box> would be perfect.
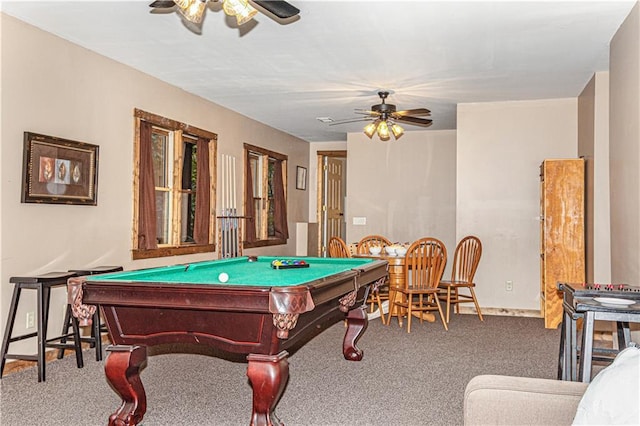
<box><xmin>26</xmin><ymin>311</ymin><xmax>35</xmax><ymax>329</ymax></box>
<box><xmin>505</xmin><ymin>280</ymin><xmax>513</xmax><ymax>291</ymax></box>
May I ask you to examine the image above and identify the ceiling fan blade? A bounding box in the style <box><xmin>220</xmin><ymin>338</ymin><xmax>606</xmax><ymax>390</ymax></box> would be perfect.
<box><xmin>149</xmin><ymin>0</ymin><xmax>176</xmax><ymax>8</ymax></box>
<box><xmin>329</xmin><ymin>117</ymin><xmax>375</xmax><ymax>126</ymax></box>
<box><xmin>394</xmin><ymin>108</ymin><xmax>431</xmax><ymax>117</ymax></box>
<box><xmin>354</xmin><ymin>109</ymin><xmax>379</xmax><ymax>116</ymax></box>
<box><xmin>252</xmin><ymin>1</ymin><xmax>300</xmax><ymax>19</ymax></box>
<box><xmin>394</xmin><ymin>116</ymin><xmax>433</xmax><ymax>127</ymax></box>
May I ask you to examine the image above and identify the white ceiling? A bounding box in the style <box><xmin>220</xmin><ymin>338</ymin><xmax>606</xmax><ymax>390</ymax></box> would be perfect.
<box><xmin>1</xmin><ymin>0</ymin><xmax>636</xmax><ymax>142</ymax></box>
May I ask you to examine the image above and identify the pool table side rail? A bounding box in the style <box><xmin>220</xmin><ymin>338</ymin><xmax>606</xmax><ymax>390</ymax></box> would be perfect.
<box><xmin>82</xmin><ymin>260</ymin><xmax>387</xmax><ymax>313</ymax></box>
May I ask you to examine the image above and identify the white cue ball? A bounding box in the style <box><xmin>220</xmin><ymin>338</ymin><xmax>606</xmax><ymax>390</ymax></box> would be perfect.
<box><xmin>218</xmin><ymin>272</ymin><xmax>229</xmax><ymax>283</ymax></box>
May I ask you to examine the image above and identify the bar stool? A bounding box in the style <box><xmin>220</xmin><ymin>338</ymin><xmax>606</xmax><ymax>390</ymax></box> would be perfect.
<box><xmin>59</xmin><ymin>266</ymin><xmax>123</xmax><ymax>362</ymax></box>
<box><xmin>0</xmin><ymin>272</ymin><xmax>81</xmax><ymax>382</ymax></box>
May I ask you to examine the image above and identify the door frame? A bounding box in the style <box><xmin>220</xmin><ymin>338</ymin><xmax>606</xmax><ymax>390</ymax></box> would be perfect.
<box><xmin>316</xmin><ymin>150</ymin><xmax>347</xmax><ymax>257</ymax></box>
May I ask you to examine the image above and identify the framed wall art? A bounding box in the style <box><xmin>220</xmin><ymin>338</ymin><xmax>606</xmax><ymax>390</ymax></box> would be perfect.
<box><xmin>296</xmin><ymin>166</ymin><xmax>307</xmax><ymax>190</ymax></box>
<box><xmin>21</xmin><ymin>132</ymin><xmax>99</xmax><ymax>205</ymax></box>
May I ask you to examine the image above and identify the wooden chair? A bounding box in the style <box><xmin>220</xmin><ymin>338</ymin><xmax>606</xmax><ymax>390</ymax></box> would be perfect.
<box><xmin>328</xmin><ymin>236</ymin><xmax>351</xmax><ymax>258</ymax></box>
<box><xmin>357</xmin><ymin>235</ymin><xmax>392</xmax><ymax>324</ymax></box>
<box><xmin>438</xmin><ymin>235</ymin><xmax>483</xmax><ymax>323</ymax></box>
<box><xmin>388</xmin><ymin>237</ymin><xmax>448</xmax><ymax>332</ymax></box>
<box><xmin>357</xmin><ymin>235</ymin><xmax>391</xmax><ymax>255</ymax></box>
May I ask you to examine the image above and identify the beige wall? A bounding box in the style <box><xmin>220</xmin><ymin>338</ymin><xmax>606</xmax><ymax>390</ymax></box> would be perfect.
<box><xmin>610</xmin><ymin>2</ymin><xmax>640</xmax><ymax>284</ymax></box>
<box><xmin>0</xmin><ymin>14</ymin><xmax>309</xmax><ymax>354</ymax></box>
<box><xmin>578</xmin><ymin>72</ymin><xmax>611</xmax><ymax>284</ymax></box>
<box><xmin>457</xmin><ymin>99</ymin><xmax>578</xmax><ymax>311</ymax></box>
<box><xmin>344</xmin><ymin>130</ymin><xmax>457</xmax><ymax>255</ymax></box>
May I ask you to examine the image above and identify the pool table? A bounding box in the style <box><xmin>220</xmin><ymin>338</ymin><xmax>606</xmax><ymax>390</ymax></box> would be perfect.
<box><xmin>79</xmin><ymin>256</ymin><xmax>388</xmax><ymax>426</ymax></box>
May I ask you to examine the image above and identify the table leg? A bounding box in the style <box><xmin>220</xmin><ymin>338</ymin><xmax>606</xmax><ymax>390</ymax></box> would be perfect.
<box><xmin>570</xmin><ymin>314</ymin><xmax>579</xmax><ymax>381</ymax></box>
<box><xmin>617</xmin><ymin>321</ymin><xmax>631</xmax><ymax>350</ymax></box>
<box><xmin>247</xmin><ymin>351</ymin><xmax>289</xmax><ymax>426</ymax></box>
<box><xmin>558</xmin><ymin>310</ymin><xmax>567</xmax><ymax>380</ymax></box>
<box><xmin>578</xmin><ymin>311</ymin><xmax>595</xmax><ymax>383</ymax></box>
<box><xmin>105</xmin><ymin>345</ymin><xmax>148</xmax><ymax>426</ymax></box>
<box><xmin>343</xmin><ymin>306</ymin><xmax>368</xmax><ymax>361</ymax></box>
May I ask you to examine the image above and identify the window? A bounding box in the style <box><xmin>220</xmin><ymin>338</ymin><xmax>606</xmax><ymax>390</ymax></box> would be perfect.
<box><xmin>244</xmin><ymin>143</ymin><xmax>288</xmax><ymax>247</ymax></box>
<box><xmin>133</xmin><ymin>109</ymin><xmax>216</xmax><ymax>259</ymax></box>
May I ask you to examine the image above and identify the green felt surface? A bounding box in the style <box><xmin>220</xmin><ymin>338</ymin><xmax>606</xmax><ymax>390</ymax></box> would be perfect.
<box><xmin>86</xmin><ymin>256</ymin><xmax>374</xmax><ymax>287</ymax></box>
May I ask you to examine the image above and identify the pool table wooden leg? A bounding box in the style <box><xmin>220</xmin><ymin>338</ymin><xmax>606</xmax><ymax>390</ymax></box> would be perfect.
<box><xmin>105</xmin><ymin>345</ymin><xmax>148</xmax><ymax>426</ymax></box>
<box><xmin>247</xmin><ymin>351</ymin><xmax>289</xmax><ymax>426</ymax></box>
<box><xmin>343</xmin><ymin>305</ymin><xmax>368</xmax><ymax>361</ymax></box>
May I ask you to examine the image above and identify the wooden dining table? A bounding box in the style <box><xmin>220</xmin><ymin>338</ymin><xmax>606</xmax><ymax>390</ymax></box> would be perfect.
<box><xmin>353</xmin><ymin>252</ymin><xmax>436</xmax><ymax>323</ymax></box>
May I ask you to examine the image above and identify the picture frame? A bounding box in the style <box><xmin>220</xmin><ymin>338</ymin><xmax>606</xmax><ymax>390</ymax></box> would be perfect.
<box><xmin>21</xmin><ymin>132</ymin><xmax>99</xmax><ymax>205</ymax></box>
<box><xmin>296</xmin><ymin>166</ymin><xmax>307</xmax><ymax>190</ymax></box>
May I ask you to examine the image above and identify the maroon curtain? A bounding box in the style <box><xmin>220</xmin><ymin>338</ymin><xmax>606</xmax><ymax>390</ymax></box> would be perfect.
<box><xmin>193</xmin><ymin>137</ymin><xmax>210</xmax><ymax>244</ymax></box>
<box><xmin>273</xmin><ymin>160</ymin><xmax>289</xmax><ymax>240</ymax></box>
<box><xmin>244</xmin><ymin>150</ymin><xmax>257</xmax><ymax>243</ymax></box>
<box><xmin>138</xmin><ymin>120</ymin><xmax>158</xmax><ymax>250</ymax></box>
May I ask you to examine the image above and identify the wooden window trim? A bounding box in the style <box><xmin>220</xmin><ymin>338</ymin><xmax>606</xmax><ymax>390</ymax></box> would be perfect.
<box><xmin>243</xmin><ymin>143</ymin><xmax>288</xmax><ymax>248</ymax></box>
<box><xmin>132</xmin><ymin>109</ymin><xmax>217</xmax><ymax>260</ymax></box>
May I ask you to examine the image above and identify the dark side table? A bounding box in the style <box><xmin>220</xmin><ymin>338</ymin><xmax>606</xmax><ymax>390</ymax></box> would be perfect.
<box><xmin>558</xmin><ymin>282</ymin><xmax>640</xmax><ymax>382</ymax></box>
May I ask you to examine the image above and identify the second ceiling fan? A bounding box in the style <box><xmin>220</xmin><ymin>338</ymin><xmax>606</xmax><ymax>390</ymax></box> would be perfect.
<box><xmin>332</xmin><ymin>91</ymin><xmax>432</xmax><ymax>140</ymax></box>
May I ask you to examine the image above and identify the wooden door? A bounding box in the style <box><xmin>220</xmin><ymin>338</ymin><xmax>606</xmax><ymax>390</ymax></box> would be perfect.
<box><xmin>320</xmin><ymin>155</ymin><xmax>346</xmax><ymax>256</ymax></box>
<box><xmin>540</xmin><ymin>159</ymin><xmax>585</xmax><ymax>328</ymax></box>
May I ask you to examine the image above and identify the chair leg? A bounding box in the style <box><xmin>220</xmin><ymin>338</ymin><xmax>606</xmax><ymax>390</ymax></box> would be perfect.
<box><xmin>0</xmin><ymin>286</ymin><xmax>22</xmax><ymax>378</ymax></box>
<box><xmin>37</xmin><ymin>285</ymin><xmax>51</xmax><ymax>382</ymax></box>
<box><xmin>70</xmin><ymin>317</ymin><xmax>84</xmax><ymax>369</ymax></box>
<box><xmin>469</xmin><ymin>288</ymin><xmax>484</xmax><ymax>321</ymax></box>
<box><xmin>375</xmin><ymin>292</ymin><xmax>386</xmax><ymax>325</ymax></box>
<box><xmin>446</xmin><ymin>287</ymin><xmax>452</xmax><ymax>323</ymax></box>
<box><xmin>454</xmin><ymin>288</ymin><xmax>460</xmax><ymax>315</ymax></box>
<box><xmin>406</xmin><ymin>295</ymin><xmax>412</xmax><ymax>333</ymax></box>
<box><xmin>57</xmin><ymin>305</ymin><xmax>72</xmax><ymax>360</ymax></box>
<box><xmin>432</xmin><ymin>294</ymin><xmax>448</xmax><ymax>331</ymax></box>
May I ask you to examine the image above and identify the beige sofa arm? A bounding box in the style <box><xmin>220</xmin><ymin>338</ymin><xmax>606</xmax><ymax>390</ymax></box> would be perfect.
<box><xmin>464</xmin><ymin>375</ymin><xmax>589</xmax><ymax>426</ymax></box>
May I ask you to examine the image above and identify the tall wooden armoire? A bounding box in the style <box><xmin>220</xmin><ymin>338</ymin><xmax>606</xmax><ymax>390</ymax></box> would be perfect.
<box><xmin>540</xmin><ymin>159</ymin><xmax>585</xmax><ymax>329</ymax></box>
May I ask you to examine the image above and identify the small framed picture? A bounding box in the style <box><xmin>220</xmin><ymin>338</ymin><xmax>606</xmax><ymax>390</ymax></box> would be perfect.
<box><xmin>296</xmin><ymin>166</ymin><xmax>307</xmax><ymax>190</ymax></box>
<box><xmin>21</xmin><ymin>132</ymin><xmax>99</xmax><ymax>205</ymax></box>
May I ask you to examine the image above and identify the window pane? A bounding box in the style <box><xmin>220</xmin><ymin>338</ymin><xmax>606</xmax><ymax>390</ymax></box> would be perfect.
<box><xmin>249</xmin><ymin>155</ymin><xmax>259</xmax><ymax>197</ymax></box>
<box><xmin>151</xmin><ymin>132</ymin><xmax>168</xmax><ymax>187</ymax></box>
<box><xmin>267</xmin><ymin>199</ymin><xmax>275</xmax><ymax>237</ymax></box>
<box><xmin>182</xmin><ymin>141</ymin><xmax>197</xmax><ymax>191</ymax></box>
<box><xmin>155</xmin><ymin>190</ymin><xmax>170</xmax><ymax>244</ymax></box>
<box><xmin>180</xmin><ymin>192</ymin><xmax>196</xmax><ymax>243</ymax></box>
<box><xmin>267</xmin><ymin>159</ymin><xmax>276</xmax><ymax>236</ymax></box>
<box><xmin>267</xmin><ymin>159</ymin><xmax>275</xmax><ymax>198</ymax></box>
<box><xmin>254</xmin><ymin>198</ymin><xmax>262</xmax><ymax>238</ymax></box>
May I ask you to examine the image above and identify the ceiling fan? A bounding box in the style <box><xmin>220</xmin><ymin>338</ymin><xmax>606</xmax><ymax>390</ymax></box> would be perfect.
<box><xmin>331</xmin><ymin>91</ymin><xmax>432</xmax><ymax>140</ymax></box>
<box><xmin>149</xmin><ymin>0</ymin><xmax>300</xmax><ymax>25</ymax></box>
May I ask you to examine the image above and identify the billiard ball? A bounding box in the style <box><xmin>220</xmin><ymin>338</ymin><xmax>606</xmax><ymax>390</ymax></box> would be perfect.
<box><xmin>218</xmin><ymin>272</ymin><xmax>229</xmax><ymax>283</ymax></box>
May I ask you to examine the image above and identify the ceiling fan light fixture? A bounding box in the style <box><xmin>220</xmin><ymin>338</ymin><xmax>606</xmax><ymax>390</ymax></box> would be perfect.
<box><xmin>377</xmin><ymin>120</ymin><xmax>390</xmax><ymax>141</ymax></box>
<box><xmin>173</xmin><ymin>0</ymin><xmax>192</xmax><ymax>9</ymax></box>
<box><xmin>177</xmin><ymin>0</ymin><xmax>206</xmax><ymax>23</ymax></box>
<box><xmin>223</xmin><ymin>0</ymin><xmax>258</xmax><ymax>25</ymax></box>
<box><xmin>391</xmin><ymin>123</ymin><xmax>404</xmax><ymax>139</ymax></box>
<box><xmin>363</xmin><ymin>121</ymin><xmax>378</xmax><ymax>138</ymax></box>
